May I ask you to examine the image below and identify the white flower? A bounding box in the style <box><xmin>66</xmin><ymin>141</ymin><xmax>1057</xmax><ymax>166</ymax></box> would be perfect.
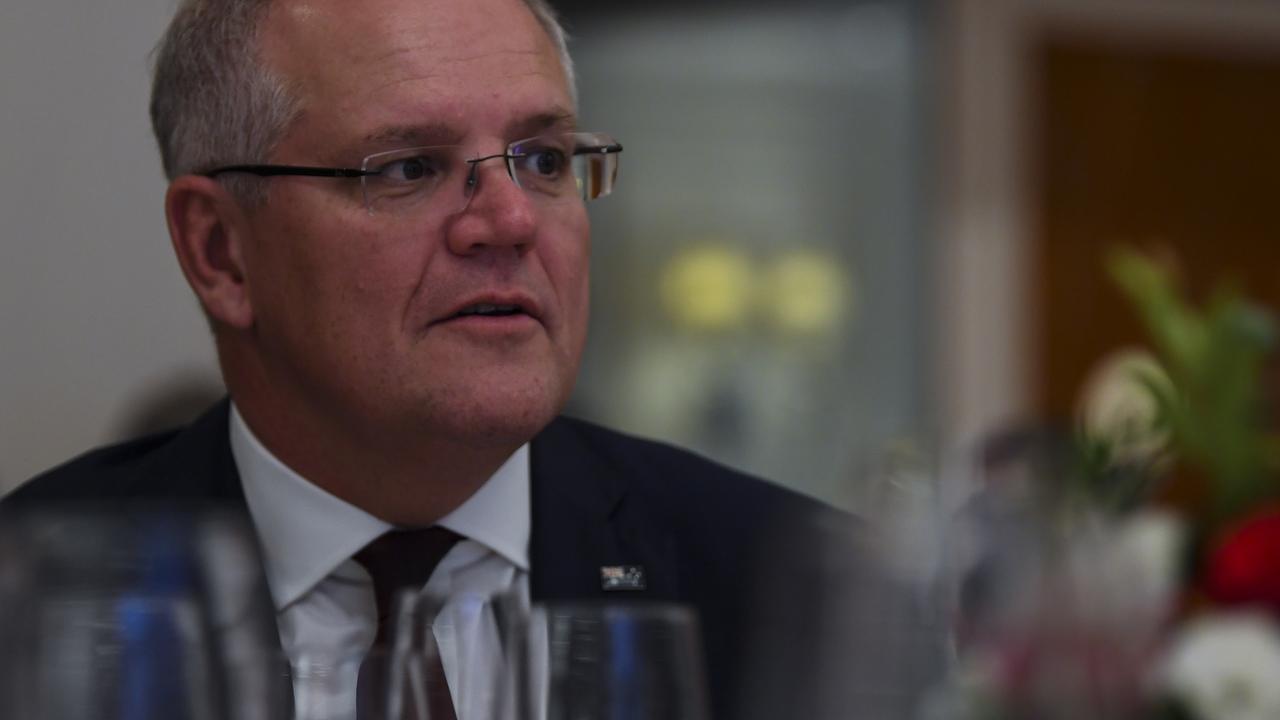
<box><xmin>1077</xmin><ymin>348</ymin><xmax>1172</xmax><ymax>467</ymax></box>
<box><xmin>1157</xmin><ymin>612</ymin><xmax>1280</xmax><ymax>720</ymax></box>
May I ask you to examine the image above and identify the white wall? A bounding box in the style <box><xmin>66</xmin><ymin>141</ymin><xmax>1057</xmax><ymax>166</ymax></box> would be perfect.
<box><xmin>1</xmin><ymin>1</ymin><xmax>222</xmax><ymax>492</ymax></box>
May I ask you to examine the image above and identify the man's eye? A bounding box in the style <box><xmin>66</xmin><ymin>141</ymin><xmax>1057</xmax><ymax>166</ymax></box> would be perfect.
<box><xmin>380</xmin><ymin>156</ymin><xmax>440</xmax><ymax>182</ymax></box>
<box><xmin>523</xmin><ymin>148</ymin><xmax>566</xmax><ymax>177</ymax></box>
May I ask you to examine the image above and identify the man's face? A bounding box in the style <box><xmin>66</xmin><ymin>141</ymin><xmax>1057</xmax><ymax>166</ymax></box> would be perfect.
<box><xmin>243</xmin><ymin>0</ymin><xmax>589</xmax><ymax>447</ymax></box>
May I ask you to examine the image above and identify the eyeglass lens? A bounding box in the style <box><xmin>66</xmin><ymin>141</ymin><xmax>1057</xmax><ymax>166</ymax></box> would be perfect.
<box><xmin>359</xmin><ymin>132</ymin><xmax>619</xmax><ymax>216</ymax></box>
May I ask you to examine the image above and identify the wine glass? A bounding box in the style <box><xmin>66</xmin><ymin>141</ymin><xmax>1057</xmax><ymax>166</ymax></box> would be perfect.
<box><xmin>380</xmin><ymin>589</ymin><xmax>526</xmax><ymax>720</ymax></box>
<box><xmin>516</xmin><ymin>602</ymin><xmax>712</xmax><ymax>720</ymax></box>
<box><xmin>286</xmin><ymin>589</ymin><xmax>507</xmax><ymax>720</ymax></box>
<box><xmin>0</xmin><ymin>506</ymin><xmax>282</xmax><ymax>720</ymax></box>
<box><xmin>285</xmin><ymin>649</ymin><xmax>439</xmax><ymax>720</ymax></box>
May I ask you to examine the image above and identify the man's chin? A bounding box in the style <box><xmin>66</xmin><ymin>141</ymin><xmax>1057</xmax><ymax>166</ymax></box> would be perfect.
<box><xmin>429</xmin><ymin>382</ymin><xmax>567</xmax><ymax>450</ymax></box>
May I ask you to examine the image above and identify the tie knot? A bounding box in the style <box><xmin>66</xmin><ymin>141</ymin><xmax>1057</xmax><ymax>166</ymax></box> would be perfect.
<box><xmin>354</xmin><ymin>527</ymin><xmax>462</xmax><ymax>644</ymax></box>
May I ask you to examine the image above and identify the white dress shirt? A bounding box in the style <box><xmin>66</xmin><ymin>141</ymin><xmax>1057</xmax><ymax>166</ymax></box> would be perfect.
<box><xmin>228</xmin><ymin>405</ymin><xmax>530</xmax><ymax>719</ymax></box>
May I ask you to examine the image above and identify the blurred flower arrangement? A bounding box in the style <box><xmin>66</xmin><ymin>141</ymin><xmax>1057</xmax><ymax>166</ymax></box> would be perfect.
<box><xmin>933</xmin><ymin>249</ymin><xmax>1280</xmax><ymax>720</ymax></box>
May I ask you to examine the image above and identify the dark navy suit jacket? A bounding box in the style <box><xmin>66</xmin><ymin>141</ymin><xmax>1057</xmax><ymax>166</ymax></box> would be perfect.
<box><xmin>3</xmin><ymin>400</ymin><xmax>861</xmax><ymax>719</ymax></box>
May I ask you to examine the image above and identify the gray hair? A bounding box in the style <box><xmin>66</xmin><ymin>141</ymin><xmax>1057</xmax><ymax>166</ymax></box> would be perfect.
<box><xmin>149</xmin><ymin>0</ymin><xmax>576</xmax><ymax>204</ymax></box>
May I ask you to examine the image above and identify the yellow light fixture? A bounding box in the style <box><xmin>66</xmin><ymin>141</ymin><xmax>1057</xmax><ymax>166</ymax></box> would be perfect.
<box><xmin>760</xmin><ymin>250</ymin><xmax>852</xmax><ymax>337</ymax></box>
<box><xmin>659</xmin><ymin>244</ymin><xmax>755</xmax><ymax>332</ymax></box>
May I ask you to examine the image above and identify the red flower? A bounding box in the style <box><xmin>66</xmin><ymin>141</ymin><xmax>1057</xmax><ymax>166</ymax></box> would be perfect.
<box><xmin>1203</xmin><ymin>507</ymin><xmax>1280</xmax><ymax>615</ymax></box>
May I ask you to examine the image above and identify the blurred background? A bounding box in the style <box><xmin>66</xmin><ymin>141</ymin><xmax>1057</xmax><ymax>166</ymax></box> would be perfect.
<box><xmin>3</xmin><ymin>0</ymin><xmax>1280</xmax><ymax>512</ymax></box>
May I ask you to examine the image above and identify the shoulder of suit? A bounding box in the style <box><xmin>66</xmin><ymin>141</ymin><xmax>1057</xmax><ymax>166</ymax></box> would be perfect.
<box><xmin>2</xmin><ymin>399</ymin><xmax>233</xmax><ymax>506</ymax></box>
<box><xmin>4</xmin><ymin>429</ymin><xmax>182</xmax><ymax>504</ymax></box>
<box><xmin>543</xmin><ymin>415</ymin><xmax>834</xmax><ymax>518</ymax></box>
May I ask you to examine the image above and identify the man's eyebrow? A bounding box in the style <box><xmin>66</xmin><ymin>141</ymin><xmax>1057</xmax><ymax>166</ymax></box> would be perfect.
<box><xmin>509</xmin><ymin>109</ymin><xmax>578</xmax><ymax>138</ymax></box>
<box><xmin>361</xmin><ymin>123</ymin><xmax>464</xmax><ymax>148</ymax></box>
<box><xmin>359</xmin><ymin>109</ymin><xmax>577</xmax><ymax>151</ymax></box>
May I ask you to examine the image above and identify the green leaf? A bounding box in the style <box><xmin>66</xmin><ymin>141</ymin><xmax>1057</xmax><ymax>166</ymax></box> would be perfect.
<box><xmin>1106</xmin><ymin>247</ymin><xmax>1280</xmax><ymax>525</ymax></box>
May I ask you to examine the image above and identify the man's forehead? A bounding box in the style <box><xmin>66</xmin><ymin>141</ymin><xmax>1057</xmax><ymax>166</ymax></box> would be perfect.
<box><xmin>261</xmin><ymin>0</ymin><xmax>571</xmax><ymax>123</ymax></box>
<box><xmin>263</xmin><ymin>0</ymin><xmax>555</xmax><ymax>69</ymax></box>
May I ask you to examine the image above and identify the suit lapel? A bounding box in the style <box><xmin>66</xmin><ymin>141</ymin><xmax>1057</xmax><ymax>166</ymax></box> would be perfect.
<box><xmin>527</xmin><ymin>418</ymin><xmax>681</xmax><ymax>602</ymax></box>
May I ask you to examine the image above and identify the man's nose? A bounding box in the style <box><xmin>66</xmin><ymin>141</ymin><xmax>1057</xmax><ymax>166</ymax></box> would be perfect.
<box><xmin>445</xmin><ymin>156</ymin><xmax>538</xmax><ymax>256</ymax></box>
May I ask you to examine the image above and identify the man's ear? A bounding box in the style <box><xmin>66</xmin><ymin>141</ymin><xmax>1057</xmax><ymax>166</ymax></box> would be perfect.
<box><xmin>165</xmin><ymin>176</ymin><xmax>255</xmax><ymax>330</ymax></box>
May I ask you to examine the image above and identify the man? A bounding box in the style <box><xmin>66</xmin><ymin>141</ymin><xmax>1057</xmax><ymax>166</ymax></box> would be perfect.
<box><xmin>4</xmin><ymin>0</ymin><xmax>935</xmax><ymax>717</ymax></box>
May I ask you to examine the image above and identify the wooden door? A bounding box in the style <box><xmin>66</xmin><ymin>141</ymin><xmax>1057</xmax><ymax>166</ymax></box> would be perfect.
<box><xmin>1033</xmin><ymin>35</ymin><xmax>1280</xmax><ymax>419</ymax></box>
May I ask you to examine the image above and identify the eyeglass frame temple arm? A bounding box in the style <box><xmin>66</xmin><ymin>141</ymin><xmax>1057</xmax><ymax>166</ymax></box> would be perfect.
<box><xmin>201</xmin><ymin>165</ymin><xmax>375</xmax><ymax>179</ymax></box>
<box><xmin>203</xmin><ymin>144</ymin><xmax>620</xmax><ymax>179</ymax></box>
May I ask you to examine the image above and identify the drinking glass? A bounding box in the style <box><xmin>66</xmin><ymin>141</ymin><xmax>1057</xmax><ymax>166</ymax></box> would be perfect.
<box><xmin>0</xmin><ymin>506</ymin><xmax>282</xmax><ymax>720</ymax></box>
<box><xmin>382</xmin><ymin>589</ymin><xmax>526</xmax><ymax>720</ymax></box>
<box><xmin>286</xmin><ymin>589</ymin><xmax>501</xmax><ymax>720</ymax></box>
<box><xmin>516</xmin><ymin>602</ymin><xmax>712</xmax><ymax>720</ymax></box>
<box><xmin>285</xmin><ymin>649</ymin><xmax>452</xmax><ymax>720</ymax></box>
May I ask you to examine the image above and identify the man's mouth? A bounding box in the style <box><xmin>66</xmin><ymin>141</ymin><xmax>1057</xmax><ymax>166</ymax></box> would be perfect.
<box><xmin>434</xmin><ymin>293</ymin><xmax>543</xmax><ymax>329</ymax></box>
<box><xmin>454</xmin><ymin>303</ymin><xmax>525</xmax><ymax>318</ymax></box>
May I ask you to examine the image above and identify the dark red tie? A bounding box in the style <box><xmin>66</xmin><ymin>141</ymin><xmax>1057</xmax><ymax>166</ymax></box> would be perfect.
<box><xmin>354</xmin><ymin>527</ymin><xmax>462</xmax><ymax>719</ymax></box>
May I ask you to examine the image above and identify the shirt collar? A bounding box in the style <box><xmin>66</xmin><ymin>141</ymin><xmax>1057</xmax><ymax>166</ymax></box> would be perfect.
<box><xmin>436</xmin><ymin>444</ymin><xmax>530</xmax><ymax>573</ymax></box>
<box><xmin>228</xmin><ymin>404</ymin><xmax>530</xmax><ymax>611</ymax></box>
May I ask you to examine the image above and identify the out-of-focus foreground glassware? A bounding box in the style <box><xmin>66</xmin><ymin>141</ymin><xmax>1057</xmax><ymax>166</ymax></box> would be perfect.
<box><xmin>920</xmin><ymin>427</ymin><xmax>1180</xmax><ymax>720</ymax></box>
<box><xmin>286</xmin><ymin>648</ymin><xmax>456</xmax><ymax>720</ymax></box>
<box><xmin>382</xmin><ymin>590</ymin><xmax>525</xmax><ymax>720</ymax></box>
<box><xmin>286</xmin><ymin>590</ymin><xmax>524</xmax><ymax>720</ymax></box>
<box><xmin>516</xmin><ymin>602</ymin><xmax>712</xmax><ymax>720</ymax></box>
<box><xmin>0</xmin><ymin>507</ymin><xmax>284</xmax><ymax>720</ymax></box>
<box><xmin>285</xmin><ymin>590</ymin><xmax>714</xmax><ymax>720</ymax></box>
